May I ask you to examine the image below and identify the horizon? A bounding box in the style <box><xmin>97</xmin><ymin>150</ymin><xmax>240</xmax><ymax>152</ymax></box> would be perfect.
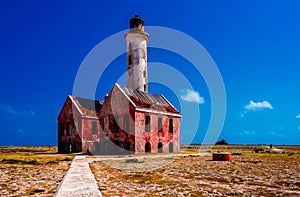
<box><xmin>1</xmin><ymin>1</ymin><xmax>300</xmax><ymax>146</ymax></box>
<box><xmin>2</xmin><ymin>143</ymin><xmax>300</xmax><ymax>147</ymax></box>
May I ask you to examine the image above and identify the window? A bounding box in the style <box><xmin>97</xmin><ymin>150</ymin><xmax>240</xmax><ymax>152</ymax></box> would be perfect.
<box><xmin>125</xmin><ymin>141</ymin><xmax>131</xmax><ymax>151</ymax></box>
<box><xmin>169</xmin><ymin>142</ymin><xmax>174</xmax><ymax>153</ymax></box>
<box><xmin>129</xmin><ymin>43</ymin><xmax>132</xmax><ymax>50</ymax></box>
<box><xmin>169</xmin><ymin>119</ymin><xmax>173</xmax><ymax>133</ymax></box>
<box><xmin>92</xmin><ymin>121</ymin><xmax>97</xmax><ymax>135</ymax></box>
<box><xmin>145</xmin><ymin>142</ymin><xmax>151</xmax><ymax>153</ymax></box>
<box><xmin>124</xmin><ymin>114</ymin><xmax>129</xmax><ymax>132</ymax></box>
<box><xmin>144</xmin><ymin>84</ymin><xmax>147</xmax><ymax>92</ymax></box>
<box><xmin>158</xmin><ymin>142</ymin><xmax>163</xmax><ymax>153</ymax></box>
<box><xmin>158</xmin><ymin>118</ymin><xmax>162</xmax><ymax>133</ymax></box>
<box><xmin>145</xmin><ymin>115</ymin><xmax>150</xmax><ymax>132</ymax></box>
<box><xmin>113</xmin><ymin>116</ymin><xmax>118</xmax><ymax>133</ymax></box>
<box><xmin>67</xmin><ymin>123</ymin><xmax>72</xmax><ymax>136</ymax></box>
<box><xmin>128</xmin><ymin>54</ymin><xmax>132</xmax><ymax>65</ymax></box>
<box><xmin>60</xmin><ymin>123</ymin><xmax>64</xmax><ymax>136</ymax></box>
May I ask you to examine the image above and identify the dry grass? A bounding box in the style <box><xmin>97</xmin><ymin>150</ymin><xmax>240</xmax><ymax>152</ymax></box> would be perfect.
<box><xmin>0</xmin><ymin>146</ymin><xmax>73</xmax><ymax>196</ymax></box>
<box><xmin>181</xmin><ymin>144</ymin><xmax>300</xmax><ymax>153</ymax></box>
<box><xmin>91</xmin><ymin>146</ymin><xmax>300</xmax><ymax>196</ymax></box>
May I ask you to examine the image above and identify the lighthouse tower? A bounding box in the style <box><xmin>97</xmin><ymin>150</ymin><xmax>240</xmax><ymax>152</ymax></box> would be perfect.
<box><xmin>125</xmin><ymin>15</ymin><xmax>149</xmax><ymax>92</ymax></box>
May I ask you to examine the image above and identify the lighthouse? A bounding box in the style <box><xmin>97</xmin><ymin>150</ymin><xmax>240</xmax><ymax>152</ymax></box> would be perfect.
<box><xmin>58</xmin><ymin>15</ymin><xmax>182</xmax><ymax>154</ymax></box>
<box><xmin>125</xmin><ymin>15</ymin><xmax>149</xmax><ymax>92</ymax></box>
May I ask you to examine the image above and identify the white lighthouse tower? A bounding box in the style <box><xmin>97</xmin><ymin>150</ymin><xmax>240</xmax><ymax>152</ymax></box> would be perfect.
<box><xmin>125</xmin><ymin>15</ymin><xmax>149</xmax><ymax>92</ymax></box>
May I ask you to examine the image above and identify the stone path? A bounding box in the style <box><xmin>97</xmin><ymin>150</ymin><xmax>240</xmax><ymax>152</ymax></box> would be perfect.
<box><xmin>55</xmin><ymin>155</ymin><xmax>101</xmax><ymax>197</ymax></box>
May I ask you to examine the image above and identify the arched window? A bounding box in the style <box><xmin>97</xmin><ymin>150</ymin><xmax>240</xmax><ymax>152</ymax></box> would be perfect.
<box><xmin>125</xmin><ymin>141</ymin><xmax>131</xmax><ymax>151</ymax></box>
<box><xmin>169</xmin><ymin>142</ymin><xmax>174</xmax><ymax>153</ymax></box>
<box><xmin>158</xmin><ymin>142</ymin><xmax>163</xmax><ymax>153</ymax></box>
<box><xmin>145</xmin><ymin>142</ymin><xmax>151</xmax><ymax>153</ymax></box>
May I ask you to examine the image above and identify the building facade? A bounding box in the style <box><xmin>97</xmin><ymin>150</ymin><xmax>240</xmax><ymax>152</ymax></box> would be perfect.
<box><xmin>58</xmin><ymin>15</ymin><xmax>181</xmax><ymax>154</ymax></box>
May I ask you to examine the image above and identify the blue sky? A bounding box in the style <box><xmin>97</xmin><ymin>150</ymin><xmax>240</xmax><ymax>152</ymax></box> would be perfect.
<box><xmin>1</xmin><ymin>1</ymin><xmax>300</xmax><ymax>145</ymax></box>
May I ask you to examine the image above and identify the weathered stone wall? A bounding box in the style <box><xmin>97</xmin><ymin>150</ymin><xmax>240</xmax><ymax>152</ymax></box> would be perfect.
<box><xmin>81</xmin><ymin>117</ymin><xmax>100</xmax><ymax>152</ymax></box>
<box><xmin>58</xmin><ymin>89</ymin><xmax>181</xmax><ymax>154</ymax></box>
<box><xmin>135</xmin><ymin>110</ymin><xmax>181</xmax><ymax>154</ymax></box>
<box><xmin>125</xmin><ymin>32</ymin><xmax>148</xmax><ymax>92</ymax></box>
<box><xmin>98</xmin><ymin>85</ymin><xmax>136</xmax><ymax>154</ymax></box>
<box><xmin>57</xmin><ymin>97</ymin><xmax>83</xmax><ymax>153</ymax></box>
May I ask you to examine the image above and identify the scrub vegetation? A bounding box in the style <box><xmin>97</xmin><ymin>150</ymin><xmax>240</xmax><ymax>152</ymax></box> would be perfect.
<box><xmin>0</xmin><ymin>146</ymin><xmax>73</xmax><ymax>196</ymax></box>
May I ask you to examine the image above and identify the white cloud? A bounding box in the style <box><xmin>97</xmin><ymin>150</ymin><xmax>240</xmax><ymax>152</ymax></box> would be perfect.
<box><xmin>180</xmin><ymin>89</ymin><xmax>204</xmax><ymax>104</ymax></box>
<box><xmin>296</xmin><ymin>114</ymin><xmax>300</xmax><ymax>119</ymax></box>
<box><xmin>239</xmin><ymin>130</ymin><xmax>255</xmax><ymax>135</ymax></box>
<box><xmin>0</xmin><ymin>104</ymin><xmax>35</xmax><ymax>116</ymax></box>
<box><xmin>268</xmin><ymin>131</ymin><xmax>283</xmax><ymax>136</ymax></box>
<box><xmin>245</xmin><ymin>100</ymin><xmax>273</xmax><ymax>111</ymax></box>
<box><xmin>298</xmin><ymin>126</ymin><xmax>300</xmax><ymax>130</ymax></box>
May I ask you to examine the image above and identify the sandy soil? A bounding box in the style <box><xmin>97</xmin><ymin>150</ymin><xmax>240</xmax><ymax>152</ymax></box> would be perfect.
<box><xmin>0</xmin><ymin>147</ymin><xmax>72</xmax><ymax>196</ymax></box>
<box><xmin>0</xmin><ymin>162</ymin><xmax>71</xmax><ymax>196</ymax></box>
<box><xmin>90</xmin><ymin>153</ymin><xmax>300</xmax><ymax>196</ymax></box>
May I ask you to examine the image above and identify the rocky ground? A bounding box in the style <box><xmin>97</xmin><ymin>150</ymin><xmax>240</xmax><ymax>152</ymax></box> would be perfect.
<box><xmin>1</xmin><ymin>145</ymin><xmax>299</xmax><ymax>196</ymax></box>
<box><xmin>0</xmin><ymin>146</ymin><xmax>73</xmax><ymax>196</ymax></box>
<box><xmin>90</xmin><ymin>152</ymin><xmax>300</xmax><ymax>196</ymax></box>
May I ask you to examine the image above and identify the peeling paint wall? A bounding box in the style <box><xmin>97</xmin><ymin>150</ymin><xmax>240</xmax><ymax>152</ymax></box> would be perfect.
<box><xmin>98</xmin><ymin>85</ymin><xmax>136</xmax><ymax>154</ymax></box>
<box><xmin>125</xmin><ymin>32</ymin><xmax>149</xmax><ymax>92</ymax></box>
<box><xmin>58</xmin><ymin>88</ymin><xmax>181</xmax><ymax>154</ymax></box>
<box><xmin>57</xmin><ymin>97</ymin><xmax>83</xmax><ymax>153</ymax></box>
<box><xmin>97</xmin><ymin>85</ymin><xmax>181</xmax><ymax>155</ymax></box>
<box><xmin>135</xmin><ymin>111</ymin><xmax>181</xmax><ymax>154</ymax></box>
<box><xmin>57</xmin><ymin>97</ymin><xmax>100</xmax><ymax>153</ymax></box>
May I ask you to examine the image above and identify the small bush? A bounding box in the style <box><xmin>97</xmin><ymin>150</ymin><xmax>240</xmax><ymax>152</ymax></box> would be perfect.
<box><xmin>165</xmin><ymin>157</ymin><xmax>175</xmax><ymax>160</ymax></box>
<box><xmin>229</xmin><ymin>192</ymin><xmax>244</xmax><ymax>196</ymax></box>
<box><xmin>61</xmin><ymin>157</ymin><xmax>73</xmax><ymax>161</ymax></box>
<box><xmin>124</xmin><ymin>158</ymin><xmax>143</xmax><ymax>163</ymax></box>
<box><xmin>231</xmin><ymin>152</ymin><xmax>242</xmax><ymax>155</ymax></box>
<box><xmin>26</xmin><ymin>160</ymin><xmax>40</xmax><ymax>165</ymax></box>
<box><xmin>215</xmin><ymin>139</ymin><xmax>228</xmax><ymax>145</ymax></box>
<box><xmin>134</xmin><ymin>173</ymin><xmax>144</xmax><ymax>177</ymax></box>
<box><xmin>253</xmin><ymin>148</ymin><xmax>265</xmax><ymax>153</ymax></box>
<box><xmin>1</xmin><ymin>158</ymin><xmax>41</xmax><ymax>165</ymax></box>
<box><xmin>1</xmin><ymin>158</ymin><xmax>22</xmax><ymax>164</ymax></box>
<box><xmin>30</xmin><ymin>189</ymin><xmax>45</xmax><ymax>195</ymax></box>
<box><xmin>46</xmin><ymin>161</ymin><xmax>59</xmax><ymax>164</ymax></box>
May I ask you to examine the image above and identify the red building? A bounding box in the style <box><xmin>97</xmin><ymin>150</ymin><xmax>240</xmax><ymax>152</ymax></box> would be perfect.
<box><xmin>58</xmin><ymin>15</ymin><xmax>182</xmax><ymax>154</ymax></box>
<box><xmin>57</xmin><ymin>96</ymin><xmax>102</xmax><ymax>153</ymax></box>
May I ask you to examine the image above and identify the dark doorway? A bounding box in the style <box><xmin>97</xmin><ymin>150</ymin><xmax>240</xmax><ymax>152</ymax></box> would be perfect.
<box><xmin>125</xmin><ymin>141</ymin><xmax>131</xmax><ymax>151</ymax></box>
<box><xmin>169</xmin><ymin>142</ymin><xmax>173</xmax><ymax>153</ymax></box>
<box><xmin>145</xmin><ymin>142</ymin><xmax>151</xmax><ymax>153</ymax></box>
<box><xmin>158</xmin><ymin>142</ymin><xmax>163</xmax><ymax>153</ymax></box>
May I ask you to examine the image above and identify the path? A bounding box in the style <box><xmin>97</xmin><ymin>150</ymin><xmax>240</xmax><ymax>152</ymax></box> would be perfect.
<box><xmin>55</xmin><ymin>155</ymin><xmax>101</xmax><ymax>197</ymax></box>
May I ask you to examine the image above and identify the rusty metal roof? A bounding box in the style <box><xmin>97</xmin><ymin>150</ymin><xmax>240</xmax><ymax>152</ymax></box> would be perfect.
<box><xmin>71</xmin><ymin>96</ymin><xmax>103</xmax><ymax>116</ymax></box>
<box><xmin>119</xmin><ymin>85</ymin><xmax>170</xmax><ymax>106</ymax></box>
<box><xmin>118</xmin><ymin>85</ymin><xmax>179</xmax><ymax>114</ymax></box>
<box><xmin>69</xmin><ymin>85</ymin><xmax>179</xmax><ymax>116</ymax></box>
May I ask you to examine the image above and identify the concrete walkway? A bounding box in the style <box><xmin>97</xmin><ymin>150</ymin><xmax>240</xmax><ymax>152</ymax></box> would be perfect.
<box><xmin>55</xmin><ymin>155</ymin><xmax>101</xmax><ymax>197</ymax></box>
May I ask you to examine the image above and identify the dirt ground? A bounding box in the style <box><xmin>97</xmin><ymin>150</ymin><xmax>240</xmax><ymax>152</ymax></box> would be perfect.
<box><xmin>90</xmin><ymin>146</ymin><xmax>300</xmax><ymax>196</ymax></box>
<box><xmin>1</xmin><ymin>145</ymin><xmax>299</xmax><ymax>196</ymax></box>
<box><xmin>0</xmin><ymin>146</ymin><xmax>73</xmax><ymax>196</ymax></box>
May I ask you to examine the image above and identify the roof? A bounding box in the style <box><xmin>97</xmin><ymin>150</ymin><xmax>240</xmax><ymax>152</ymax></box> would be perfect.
<box><xmin>71</xmin><ymin>96</ymin><xmax>103</xmax><ymax>117</ymax></box>
<box><xmin>118</xmin><ymin>85</ymin><xmax>180</xmax><ymax>114</ymax></box>
<box><xmin>66</xmin><ymin>85</ymin><xmax>180</xmax><ymax>117</ymax></box>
